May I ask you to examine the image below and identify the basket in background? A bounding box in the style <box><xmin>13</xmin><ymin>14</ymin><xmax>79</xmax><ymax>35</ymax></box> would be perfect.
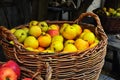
<box><xmin>93</xmin><ymin>8</ymin><xmax>120</xmax><ymax>34</ymax></box>
<box><xmin>0</xmin><ymin>12</ymin><xmax>108</xmax><ymax>80</ymax></box>
<box><xmin>102</xmin><ymin>17</ymin><xmax>120</xmax><ymax>34</ymax></box>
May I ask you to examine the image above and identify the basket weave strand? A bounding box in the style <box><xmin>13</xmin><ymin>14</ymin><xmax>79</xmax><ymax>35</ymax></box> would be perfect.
<box><xmin>0</xmin><ymin>12</ymin><xmax>108</xmax><ymax>80</ymax></box>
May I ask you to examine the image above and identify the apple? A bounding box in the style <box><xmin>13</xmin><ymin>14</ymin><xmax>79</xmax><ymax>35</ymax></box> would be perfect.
<box><xmin>29</xmin><ymin>20</ymin><xmax>38</xmax><ymax>27</ymax></box>
<box><xmin>60</xmin><ymin>23</ymin><xmax>70</xmax><ymax>34</ymax></box>
<box><xmin>82</xmin><ymin>32</ymin><xmax>96</xmax><ymax>44</ymax></box>
<box><xmin>72</xmin><ymin>24</ymin><xmax>82</xmax><ymax>36</ymax></box>
<box><xmin>50</xmin><ymin>41</ymin><xmax>63</xmax><ymax>52</ymax></box>
<box><xmin>38</xmin><ymin>32</ymin><xmax>51</xmax><ymax>48</ymax></box>
<box><xmin>14</xmin><ymin>29</ymin><xmax>27</xmax><ymax>43</ymax></box>
<box><xmin>0</xmin><ymin>67</ymin><xmax>17</xmax><ymax>80</ymax></box>
<box><xmin>24</xmin><ymin>36</ymin><xmax>39</xmax><ymax>49</ymax></box>
<box><xmin>61</xmin><ymin>25</ymin><xmax>77</xmax><ymax>40</ymax></box>
<box><xmin>49</xmin><ymin>24</ymin><xmax>59</xmax><ymax>30</ymax></box>
<box><xmin>2</xmin><ymin>60</ymin><xmax>21</xmax><ymax>78</ymax></box>
<box><xmin>10</xmin><ymin>28</ymin><xmax>16</xmax><ymax>34</ymax></box>
<box><xmin>22</xmin><ymin>78</ymin><xmax>32</xmax><ymax>80</ymax></box>
<box><xmin>38</xmin><ymin>21</ymin><xmax>48</xmax><ymax>32</ymax></box>
<box><xmin>48</xmin><ymin>30</ymin><xmax>59</xmax><ymax>37</ymax></box>
<box><xmin>116</xmin><ymin>12</ymin><xmax>120</xmax><ymax>17</ymax></box>
<box><xmin>22</xmin><ymin>27</ymin><xmax>29</xmax><ymax>33</ymax></box>
<box><xmin>29</xmin><ymin>25</ymin><xmax>42</xmax><ymax>38</ymax></box>
<box><xmin>52</xmin><ymin>35</ymin><xmax>64</xmax><ymax>43</ymax></box>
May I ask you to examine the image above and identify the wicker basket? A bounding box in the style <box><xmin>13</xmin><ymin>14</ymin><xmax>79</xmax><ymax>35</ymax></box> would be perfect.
<box><xmin>93</xmin><ymin>8</ymin><xmax>120</xmax><ymax>34</ymax></box>
<box><xmin>0</xmin><ymin>12</ymin><xmax>108</xmax><ymax>80</ymax></box>
<box><xmin>102</xmin><ymin>17</ymin><xmax>120</xmax><ymax>34</ymax></box>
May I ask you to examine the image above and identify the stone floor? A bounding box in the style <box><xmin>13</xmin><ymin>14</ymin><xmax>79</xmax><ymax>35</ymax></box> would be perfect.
<box><xmin>99</xmin><ymin>74</ymin><xmax>115</xmax><ymax>80</ymax></box>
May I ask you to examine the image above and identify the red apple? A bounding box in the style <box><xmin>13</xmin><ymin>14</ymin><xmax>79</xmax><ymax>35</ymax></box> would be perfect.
<box><xmin>0</xmin><ymin>67</ymin><xmax>17</xmax><ymax>80</ymax></box>
<box><xmin>48</xmin><ymin>29</ymin><xmax>59</xmax><ymax>37</ymax></box>
<box><xmin>2</xmin><ymin>60</ymin><xmax>21</xmax><ymax>78</ymax></box>
<box><xmin>22</xmin><ymin>78</ymin><xmax>32</xmax><ymax>80</ymax></box>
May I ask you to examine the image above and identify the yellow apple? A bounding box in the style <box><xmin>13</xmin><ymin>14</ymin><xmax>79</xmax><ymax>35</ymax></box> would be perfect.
<box><xmin>50</xmin><ymin>41</ymin><xmax>63</xmax><ymax>52</ymax></box>
<box><xmin>24</xmin><ymin>36</ymin><xmax>39</xmax><ymax>49</ymax></box>
<box><xmin>22</xmin><ymin>27</ymin><xmax>29</xmax><ymax>33</ymax></box>
<box><xmin>89</xmin><ymin>38</ymin><xmax>99</xmax><ymax>48</ymax></box>
<box><xmin>62</xmin><ymin>25</ymin><xmax>77</xmax><ymax>40</ymax></box>
<box><xmin>49</xmin><ymin>24</ymin><xmax>59</xmax><ymax>30</ymax></box>
<box><xmin>75</xmin><ymin>39</ymin><xmax>89</xmax><ymax>51</ymax></box>
<box><xmin>29</xmin><ymin>25</ymin><xmax>41</xmax><ymax>38</ymax></box>
<box><xmin>10</xmin><ymin>28</ymin><xmax>16</xmax><ymax>34</ymax></box>
<box><xmin>79</xmin><ymin>29</ymin><xmax>91</xmax><ymax>39</ymax></box>
<box><xmin>25</xmin><ymin>47</ymin><xmax>34</xmax><ymax>51</ymax></box>
<box><xmin>60</xmin><ymin>23</ymin><xmax>70</xmax><ymax>34</ymax></box>
<box><xmin>52</xmin><ymin>35</ymin><xmax>64</xmax><ymax>43</ymax></box>
<box><xmin>64</xmin><ymin>40</ymin><xmax>75</xmax><ymax>46</ymax></box>
<box><xmin>82</xmin><ymin>32</ymin><xmax>96</xmax><ymax>44</ymax></box>
<box><xmin>29</xmin><ymin>20</ymin><xmax>38</xmax><ymax>27</ymax></box>
<box><xmin>72</xmin><ymin>24</ymin><xmax>82</xmax><ymax>36</ymax></box>
<box><xmin>42</xmin><ymin>49</ymin><xmax>54</xmax><ymax>53</ymax></box>
<box><xmin>63</xmin><ymin>44</ymin><xmax>77</xmax><ymax>53</ymax></box>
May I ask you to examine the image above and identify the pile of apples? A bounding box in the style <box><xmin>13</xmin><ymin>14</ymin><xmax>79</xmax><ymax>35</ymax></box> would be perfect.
<box><xmin>0</xmin><ymin>60</ymin><xmax>32</xmax><ymax>80</ymax></box>
<box><xmin>103</xmin><ymin>7</ymin><xmax>120</xmax><ymax>17</ymax></box>
<box><xmin>10</xmin><ymin>20</ymin><xmax>99</xmax><ymax>53</ymax></box>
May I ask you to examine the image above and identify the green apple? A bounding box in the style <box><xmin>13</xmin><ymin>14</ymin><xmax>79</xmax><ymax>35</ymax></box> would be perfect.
<box><xmin>112</xmin><ymin>10</ymin><xmax>117</xmax><ymax>16</ymax></box>
<box><xmin>9</xmin><ymin>41</ymin><xmax>14</xmax><ymax>45</ymax></box>
<box><xmin>14</xmin><ymin>29</ymin><xmax>27</xmax><ymax>43</ymax></box>
<box><xmin>50</xmin><ymin>41</ymin><xmax>63</xmax><ymax>52</ymax></box>
<box><xmin>22</xmin><ymin>27</ymin><xmax>29</xmax><ymax>33</ymax></box>
<box><xmin>52</xmin><ymin>35</ymin><xmax>64</xmax><ymax>43</ymax></box>
<box><xmin>108</xmin><ymin>8</ymin><xmax>115</xmax><ymax>14</ymax></box>
<box><xmin>38</xmin><ymin>21</ymin><xmax>48</xmax><ymax>32</ymax></box>
<box><xmin>106</xmin><ymin>11</ymin><xmax>110</xmax><ymax>16</ymax></box>
<box><xmin>10</xmin><ymin>28</ymin><xmax>16</xmax><ymax>34</ymax></box>
<box><xmin>117</xmin><ymin>8</ymin><xmax>120</xmax><ymax>13</ymax></box>
<box><xmin>115</xmin><ymin>12</ymin><xmax>120</xmax><ymax>17</ymax></box>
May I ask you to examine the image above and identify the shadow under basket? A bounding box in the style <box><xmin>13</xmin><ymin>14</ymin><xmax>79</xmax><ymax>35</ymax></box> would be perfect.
<box><xmin>0</xmin><ymin>12</ymin><xmax>108</xmax><ymax>80</ymax></box>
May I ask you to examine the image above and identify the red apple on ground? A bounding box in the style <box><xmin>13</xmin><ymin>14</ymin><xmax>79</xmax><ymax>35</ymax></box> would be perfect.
<box><xmin>0</xmin><ymin>67</ymin><xmax>17</xmax><ymax>80</ymax></box>
<box><xmin>47</xmin><ymin>29</ymin><xmax>59</xmax><ymax>37</ymax></box>
<box><xmin>2</xmin><ymin>60</ymin><xmax>21</xmax><ymax>78</ymax></box>
<box><xmin>22</xmin><ymin>78</ymin><xmax>32</xmax><ymax>80</ymax></box>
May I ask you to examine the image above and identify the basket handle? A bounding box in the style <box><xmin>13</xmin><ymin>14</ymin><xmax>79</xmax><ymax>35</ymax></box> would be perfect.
<box><xmin>33</xmin><ymin>62</ymin><xmax>52</xmax><ymax>80</ymax></box>
<box><xmin>0</xmin><ymin>26</ymin><xmax>25</xmax><ymax>48</ymax></box>
<box><xmin>74</xmin><ymin>12</ymin><xmax>103</xmax><ymax>30</ymax></box>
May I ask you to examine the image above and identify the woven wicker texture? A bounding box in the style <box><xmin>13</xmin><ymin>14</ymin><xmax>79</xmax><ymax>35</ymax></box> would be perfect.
<box><xmin>102</xmin><ymin>17</ymin><xmax>120</xmax><ymax>34</ymax></box>
<box><xmin>0</xmin><ymin>12</ymin><xmax>108</xmax><ymax>80</ymax></box>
